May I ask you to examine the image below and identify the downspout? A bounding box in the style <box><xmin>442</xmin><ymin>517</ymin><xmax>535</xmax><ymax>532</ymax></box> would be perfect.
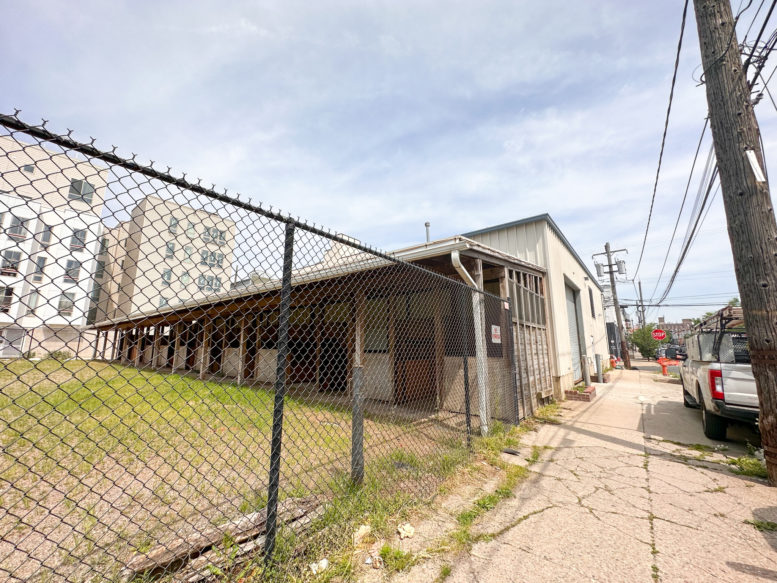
<box><xmin>451</xmin><ymin>250</ymin><xmax>490</xmax><ymax>435</ymax></box>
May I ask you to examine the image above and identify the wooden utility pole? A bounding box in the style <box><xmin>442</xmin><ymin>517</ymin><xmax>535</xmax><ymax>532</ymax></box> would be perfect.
<box><xmin>606</xmin><ymin>242</ymin><xmax>631</xmax><ymax>369</ymax></box>
<box><xmin>694</xmin><ymin>0</ymin><xmax>777</xmax><ymax>484</ymax></box>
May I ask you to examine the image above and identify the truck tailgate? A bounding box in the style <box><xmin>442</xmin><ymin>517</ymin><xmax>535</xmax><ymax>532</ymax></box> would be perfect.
<box><xmin>722</xmin><ymin>364</ymin><xmax>758</xmax><ymax>408</ymax></box>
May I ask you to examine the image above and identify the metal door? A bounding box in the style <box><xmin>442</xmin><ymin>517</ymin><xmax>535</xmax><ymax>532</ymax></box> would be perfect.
<box><xmin>565</xmin><ymin>285</ymin><xmax>582</xmax><ymax>381</ymax></box>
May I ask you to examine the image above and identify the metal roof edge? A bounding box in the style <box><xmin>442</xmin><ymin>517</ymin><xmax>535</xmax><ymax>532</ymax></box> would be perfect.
<box><xmin>462</xmin><ymin>213</ymin><xmax>602</xmax><ymax>291</ymax></box>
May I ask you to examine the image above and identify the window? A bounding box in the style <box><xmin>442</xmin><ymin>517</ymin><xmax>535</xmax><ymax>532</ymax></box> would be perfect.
<box><xmin>64</xmin><ymin>260</ymin><xmax>81</xmax><ymax>282</ymax></box>
<box><xmin>162</xmin><ymin>269</ymin><xmax>172</xmax><ymax>286</ymax></box>
<box><xmin>197</xmin><ymin>274</ymin><xmax>222</xmax><ymax>292</ymax></box>
<box><xmin>589</xmin><ymin>288</ymin><xmax>596</xmax><ymax>318</ymax></box>
<box><xmin>159</xmin><ymin>297</ymin><xmax>169</xmax><ymax>308</ymax></box>
<box><xmin>165</xmin><ymin>242</ymin><xmax>175</xmax><ymax>259</ymax></box>
<box><xmin>183</xmin><ymin>246</ymin><xmax>193</xmax><ymax>263</ymax></box>
<box><xmin>180</xmin><ymin>272</ymin><xmax>191</xmax><ymax>285</ymax></box>
<box><xmin>1</xmin><ymin>250</ymin><xmax>21</xmax><ymax>276</ymax></box>
<box><xmin>58</xmin><ymin>292</ymin><xmax>75</xmax><ymax>317</ymax></box>
<box><xmin>95</xmin><ymin>260</ymin><xmax>105</xmax><ymax>279</ymax></box>
<box><xmin>70</xmin><ymin>229</ymin><xmax>87</xmax><ymax>251</ymax></box>
<box><xmin>0</xmin><ymin>287</ymin><xmax>13</xmax><ymax>313</ymax></box>
<box><xmin>26</xmin><ymin>291</ymin><xmax>39</xmax><ymax>315</ymax></box>
<box><xmin>186</xmin><ymin>221</ymin><xmax>196</xmax><ymax>238</ymax></box>
<box><xmin>168</xmin><ymin>217</ymin><xmax>179</xmax><ymax>234</ymax></box>
<box><xmin>202</xmin><ymin>226</ymin><xmax>227</xmax><ymax>245</ymax></box>
<box><xmin>7</xmin><ymin>216</ymin><xmax>28</xmax><ymax>239</ymax></box>
<box><xmin>22</xmin><ymin>164</ymin><xmax>35</xmax><ymax>174</ymax></box>
<box><xmin>39</xmin><ymin>224</ymin><xmax>53</xmax><ymax>248</ymax></box>
<box><xmin>68</xmin><ymin>179</ymin><xmax>95</xmax><ymax>204</ymax></box>
<box><xmin>200</xmin><ymin>250</ymin><xmax>224</xmax><ymax>268</ymax></box>
<box><xmin>31</xmin><ymin>256</ymin><xmax>46</xmax><ymax>283</ymax></box>
<box><xmin>98</xmin><ymin>236</ymin><xmax>108</xmax><ymax>255</ymax></box>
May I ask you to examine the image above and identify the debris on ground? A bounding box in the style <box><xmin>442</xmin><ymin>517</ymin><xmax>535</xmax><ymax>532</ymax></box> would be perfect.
<box><xmin>309</xmin><ymin>558</ymin><xmax>329</xmax><ymax>574</ymax></box>
<box><xmin>397</xmin><ymin>523</ymin><xmax>415</xmax><ymax>539</ymax></box>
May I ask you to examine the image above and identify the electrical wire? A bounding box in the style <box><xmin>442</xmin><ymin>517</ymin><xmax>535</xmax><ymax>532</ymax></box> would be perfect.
<box><xmin>633</xmin><ymin>0</ymin><xmax>690</xmax><ymax>280</ymax></box>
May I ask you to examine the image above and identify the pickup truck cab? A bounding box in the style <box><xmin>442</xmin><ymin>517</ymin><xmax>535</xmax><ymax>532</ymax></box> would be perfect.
<box><xmin>679</xmin><ymin>307</ymin><xmax>759</xmax><ymax>440</ymax></box>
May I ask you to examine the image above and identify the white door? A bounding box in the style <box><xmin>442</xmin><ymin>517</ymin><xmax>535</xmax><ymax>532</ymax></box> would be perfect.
<box><xmin>565</xmin><ymin>285</ymin><xmax>582</xmax><ymax>381</ymax></box>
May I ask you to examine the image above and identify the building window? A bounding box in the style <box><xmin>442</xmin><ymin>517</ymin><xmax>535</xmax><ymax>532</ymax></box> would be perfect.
<box><xmin>589</xmin><ymin>288</ymin><xmax>596</xmax><ymax>318</ymax></box>
<box><xmin>180</xmin><ymin>272</ymin><xmax>191</xmax><ymax>285</ymax></box>
<box><xmin>159</xmin><ymin>297</ymin><xmax>169</xmax><ymax>308</ymax></box>
<box><xmin>200</xmin><ymin>250</ymin><xmax>224</xmax><ymax>268</ymax></box>
<box><xmin>31</xmin><ymin>256</ymin><xmax>46</xmax><ymax>283</ymax></box>
<box><xmin>183</xmin><ymin>245</ymin><xmax>193</xmax><ymax>263</ymax></box>
<box><xmin>7</xmin><ymin>216</ymin><xmax>28</xmax><ymax>239</ymax></box>
<box><xmin>95</xmin><ymin>260</ymin><xmax>105</xmax><ymax>279</ymax></box>
<box><xmin>22</xmin><ymin>164</ymin><xmax>35</xmax><ymax>174</ymax></box>
<box><xmin>168</xmin><ymin>217</ymin><xmax>179</xmax><ymax>234</ymax></box>
<box><xmin>70</xmin><ymin>229</ymin><xmax>87</xmax><ymax>251</ymax></box>
<box><xmin>162</xmin><ymin>269</ymin><xmax>172</xmax><ymax>286</ymax></box>
<box><xmin>186</xmin><ymin>221</ymin><xmax>196</xmax><ymax>238</ymax></box>
<box><xmin>39</xmin><ymin>224</ymin><xmax>53</xmax><ymax>248</ymax></box>
<box><xmin>165</xmin><ymin>242</ymin><xmax>175</xmax><ymax>259</ymax></box>
<box><xmin>64</xmin><ymin>260</ymin><xmax>81</xmax><ymax>282</ymax></box>
<box><xmin>1</xmin><ymin>250</ymin><xmax>22</xmax><ymax>276</ymax></box>
<box><xmin>202</xmin><ymin>226</ymin><xmax>226</xmax><ymax>245</ymax></box>
<box><xmin>0</xmin><ymin>287</ymin><xmax>13</xmax><ymax>313</ymax></box>
<box><xmin>68</xmin><ymin>179</ymin><xmax>95</xmax><ymax>204</ymax></box>
<box><xmin>98</xmin><ymin>236</ymin><xmax>109</xmax><ymax>255</ymax></box>
<box><xmin>26</xmin><ymin>291</ymin><xmax>40</xmax><ymax>315</ymax></box>
<box><xmin>58</xmin><ymin>292</ymin><xmax>75</xmax><ymax>317</ymax></box>
<box><xmin>197</xmin><ymin>274</ymin><xmax>222</xmax><ymax>292</ymax></box>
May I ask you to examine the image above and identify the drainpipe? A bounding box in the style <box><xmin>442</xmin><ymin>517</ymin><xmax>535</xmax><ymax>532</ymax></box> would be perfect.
<box><xmin>451</xmin><ymin>250</ymin><xmax>490</xmax><ymax>435</ymax></box>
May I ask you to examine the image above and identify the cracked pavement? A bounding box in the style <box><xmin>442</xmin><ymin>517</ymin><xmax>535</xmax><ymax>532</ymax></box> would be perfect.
<box><xmin>426</xmin><ymin>361</ymin><xmax>777</xmax><ymax>582</ymax></box>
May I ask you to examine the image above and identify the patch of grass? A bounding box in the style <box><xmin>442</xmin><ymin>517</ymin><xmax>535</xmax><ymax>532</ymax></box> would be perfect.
<box><xmin>379</xmin><ymin>545</ymin><xmax>415</xmax><ymax>572</ymax></box>
<box><xmin>745</xmin><ymin>519</ymin><xmax>777</xmax><ymax>531</ymax></box>
<box><xmin>728</xmin><ymin>456</ymin><xmax>768</xmax><ymax>479</ymax></box>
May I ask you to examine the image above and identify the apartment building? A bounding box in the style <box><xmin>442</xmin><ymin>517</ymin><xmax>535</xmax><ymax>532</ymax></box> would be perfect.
<box><xmin>96</xmin><ymin>195</ymin><xmax>236</xmax><ymax>321</ymax></box>
<box><xmin>0</xmin><ymin>135</ymin><xmax>107</xmax><ymax>357</ymax></box>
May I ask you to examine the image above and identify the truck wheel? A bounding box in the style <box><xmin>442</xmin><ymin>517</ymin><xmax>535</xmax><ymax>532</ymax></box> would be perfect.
<box><xmin>700</xmin><ymin>393</ymin><xmax>727</xmax><ymax>440</ymax></box>
<box><xmin>681</xmin><ymin>378</ymin><xmax>698</xmax><ymax>408</ymax></box>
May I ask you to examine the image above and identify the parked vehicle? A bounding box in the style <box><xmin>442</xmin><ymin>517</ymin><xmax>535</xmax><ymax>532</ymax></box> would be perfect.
<box><xmin>678</xmin><ymin>306</ymin><xmax>758</xmax><ymax>440</ymax></box>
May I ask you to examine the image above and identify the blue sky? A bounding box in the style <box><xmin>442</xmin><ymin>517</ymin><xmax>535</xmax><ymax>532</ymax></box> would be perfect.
<box><xmin>3</xmin><ymin>0</ymin><xmax>776</xmax><ymax>323</ymax></box>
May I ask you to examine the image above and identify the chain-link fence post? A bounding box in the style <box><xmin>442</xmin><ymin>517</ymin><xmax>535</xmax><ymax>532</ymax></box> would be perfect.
<box><xmin>264</xmin><ymin>222</ymin><xmax>295</xmax><ymax>564</ymax></box>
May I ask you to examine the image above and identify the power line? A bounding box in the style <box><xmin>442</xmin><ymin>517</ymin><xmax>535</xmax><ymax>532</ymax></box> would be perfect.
<box><xmin>634</xmin><ymin>0</ymin><xmax>690</xmax><ymax>280</ymax></box>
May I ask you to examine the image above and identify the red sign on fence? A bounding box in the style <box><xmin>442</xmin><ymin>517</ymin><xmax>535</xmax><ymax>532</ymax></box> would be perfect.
<box><xmin>651</xmin><ymin>329</ymin><xmax>667</xmax><ymax>341</ymax></box>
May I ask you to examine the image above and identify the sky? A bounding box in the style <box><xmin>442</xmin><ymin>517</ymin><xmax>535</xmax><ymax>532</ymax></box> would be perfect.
<box><xmin>2</xmin><ymin>0</ymin><xmax>776</xmax><ymax>324</ymax></box>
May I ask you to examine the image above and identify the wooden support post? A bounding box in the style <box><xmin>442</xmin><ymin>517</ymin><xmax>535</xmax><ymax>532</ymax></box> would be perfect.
<box><xmin>237</xmin><ymin>317</ymin><xmax>246</xmax><ymax>384</ymax></box>
<box><xmin>200</xmin><ymin>321</ymin><xmax>212</xmax><ymax>380</ymax></box>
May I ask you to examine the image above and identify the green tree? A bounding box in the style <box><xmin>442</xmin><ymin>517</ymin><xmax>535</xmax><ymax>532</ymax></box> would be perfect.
<box><xmin>629</xmin><ymin>325</ymin><xmax>660</xmax><ymax>359</ymax></box>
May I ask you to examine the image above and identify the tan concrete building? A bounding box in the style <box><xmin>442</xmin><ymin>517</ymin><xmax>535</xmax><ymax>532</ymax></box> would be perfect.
<box><xmin>0</xmin><ymin>135</ymin><xmax>107</xmax><ymax>357</ymax></box>
<box><xmin>96</xmin><ymin>195</ymin><xmax>236</xmax><ymax>321</ymax></box>
<box><xmin>464</xmin><ymin>214</ymin><xmax>609</xmax><ymax>396</ymax></box>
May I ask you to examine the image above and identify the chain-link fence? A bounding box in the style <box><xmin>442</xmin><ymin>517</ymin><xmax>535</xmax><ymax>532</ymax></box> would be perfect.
<box><xmin>0</xmin><ymin>112</ymin><xmax>544</xmax><ymax>582</ymax></box>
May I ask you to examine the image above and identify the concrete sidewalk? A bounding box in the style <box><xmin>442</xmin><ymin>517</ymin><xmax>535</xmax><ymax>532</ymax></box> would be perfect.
<box><xmin>441</xmin><ymin>362</ymin><xmax>776</xmax><ymax>582</ymax></box>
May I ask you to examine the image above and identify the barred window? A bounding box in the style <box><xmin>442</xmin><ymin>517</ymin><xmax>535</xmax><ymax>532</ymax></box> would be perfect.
<box><xmin>0</xmin><ymin>287</ymin><xmax>13</xmax><ymax>313</ymax></box>
<box><xmin>70</xmin><ymin>229</ymin><xmax>87</xmax><ymax>251</ymax></box>
<box><xmin>68</xmin><ymin>179</ymin><xmax>95</xmax><ymax>204</ymax></box>
<box><xmin>64</xmin><ymin>260</ymin><xmax>81</xmax><ymax>282</ymax></box>
<box><xmin>31</xmin><ymin>256</ymin><xmax>46</xmax><ymax>282</ymax></box>
<box><xmin>1</xmin><ymin>250</ymin><xmax>22</xmax><ymax>276</ymax></box>
<box><xmin>58</xmin><ymin>292</ymin><xmax>75</xmax><ymax>316</ymax></box>
<box><xmin>7</xmin><ymin>216</ymin><xmax>28</xmax><ymax>239</ymax></box>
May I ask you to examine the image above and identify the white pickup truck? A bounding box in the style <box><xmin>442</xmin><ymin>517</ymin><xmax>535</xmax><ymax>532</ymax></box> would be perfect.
<box><xmin>679</xmin><ymin>307</ymin><xmax>759</xmax><ymax>440</ymax></box>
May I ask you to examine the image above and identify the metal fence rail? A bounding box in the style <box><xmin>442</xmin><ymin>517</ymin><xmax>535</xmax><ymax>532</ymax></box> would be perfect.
<box><xmin>0</xmin><ymin>112</ymin><xmax>542</xmax><ymax>582</ymax></box>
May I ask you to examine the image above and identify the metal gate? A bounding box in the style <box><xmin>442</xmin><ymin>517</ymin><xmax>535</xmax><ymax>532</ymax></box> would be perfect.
<box><xmin>565</xmin><ymin>285</ymin><xmax>582</xmax><ymax>381</ymax></box>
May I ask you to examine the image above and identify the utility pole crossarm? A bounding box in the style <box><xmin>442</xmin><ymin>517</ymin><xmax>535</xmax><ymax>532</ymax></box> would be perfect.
<box><xmin>694</xmin><ymin>0</ymin><xmax>777</xmax><ymax>485</ymax></box>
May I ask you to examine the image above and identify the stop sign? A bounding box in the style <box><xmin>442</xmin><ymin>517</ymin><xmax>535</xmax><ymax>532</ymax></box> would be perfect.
<box><xmin>652</xmin><ymin>329</ymin><xmax>667</xmax><ymax>341</ymax></box>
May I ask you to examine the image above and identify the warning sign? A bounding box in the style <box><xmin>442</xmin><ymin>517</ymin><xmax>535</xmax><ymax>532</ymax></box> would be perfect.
<box><xmin>491</xmin><ymin>325</ymin><xmax>502</xmax><ymax>344</ymax></box>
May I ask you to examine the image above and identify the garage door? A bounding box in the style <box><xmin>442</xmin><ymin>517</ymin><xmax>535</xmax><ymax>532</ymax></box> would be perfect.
<box><xmin>565</xmin><ymin>285</ymin><xmax>582</xmax><ymax>381</ymax></box>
